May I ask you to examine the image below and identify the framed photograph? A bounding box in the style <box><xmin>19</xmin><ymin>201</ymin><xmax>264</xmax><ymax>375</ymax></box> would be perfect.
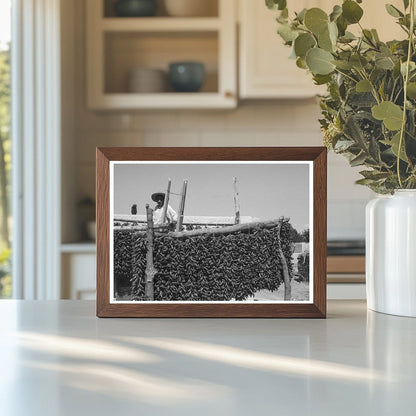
<box><xmin>96</xmin><ymin>147</ymin><xmax>327</xmax><ymax>318</ymax></box>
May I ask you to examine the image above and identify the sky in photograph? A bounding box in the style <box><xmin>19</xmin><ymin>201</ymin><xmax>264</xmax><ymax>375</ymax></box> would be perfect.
<box><xmin>113</xmin><ymin>162</ymin><xmax>310</xmax><ymax>232</ymax></box>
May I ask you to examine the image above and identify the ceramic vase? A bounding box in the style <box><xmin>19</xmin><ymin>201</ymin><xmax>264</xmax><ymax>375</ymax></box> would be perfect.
<box><xmin>366</xmin><ymin>190</ymin><xmax>416</xmax><ymax>317</ymax></box>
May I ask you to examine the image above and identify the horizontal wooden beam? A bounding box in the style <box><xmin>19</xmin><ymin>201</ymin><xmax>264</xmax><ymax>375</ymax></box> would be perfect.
<box><xmin>114</xmin><ymin>219</ymin><xmax>282</xmax><ymax>239</ymax></box>
<box><xmin>168</xmin><ymin>219</ymin><xmax>281</xmax><ymax>239</ymax></box>
<box><xmin>114</xmin><ymin>214</ymin><xmax>258</xmax><ymax>225</ymax></box>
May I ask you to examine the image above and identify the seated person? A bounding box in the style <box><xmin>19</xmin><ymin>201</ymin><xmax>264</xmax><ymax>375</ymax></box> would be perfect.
<box><xmin>151</xmin><ymin>192</ymin><xmax>177</xmax><ymax>226</ymax></box>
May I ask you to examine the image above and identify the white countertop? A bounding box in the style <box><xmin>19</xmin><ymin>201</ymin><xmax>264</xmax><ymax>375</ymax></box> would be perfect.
<box><xmin>0</xmin><ymin>300</ymin><xmax>415</xmax><ymax>415</ymax></box>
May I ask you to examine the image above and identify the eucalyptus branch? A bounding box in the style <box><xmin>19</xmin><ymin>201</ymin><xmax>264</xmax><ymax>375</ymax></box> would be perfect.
<box><xmin>334</xmin><ymin>68</ymin><xmax>358</xmax><ymax>84</ymax></box>
<box><xmin>397</xmin><ymin>0</ymin><xmax>415</xmax><ymax>188</ymax></box>
<box><xmin>398</xmin><ymin>24</ymin><xmax>410</xmax><ymax>35</ymax></box>
<box><xmin>358</xmin><ymin>69</ymin><xmax>381</xmax><ymax>104</ymax></box>
<box><xmin>390</xmin><ymin>79</ymin><xmax>398</xmax><ymax>101</ymax></box>
<box><xmin>267</xmin><ymin>0</ymin><xmax>416</xmax><ymax>193</ymax></box>
<box><xmin>393</xmin><ymin>85</ymin><xmax>404</xmax><ymax>103</ymax></box>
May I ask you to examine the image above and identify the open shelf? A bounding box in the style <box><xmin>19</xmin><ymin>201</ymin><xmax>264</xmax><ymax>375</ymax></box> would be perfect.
<box><xmin>102</xmin><ymin>17</ymin><xmax>221</xmax><ymax>31</ymax></box>
<box><xmin>103</xmin><ymin>0</ymin><xmax>219</xmax><ymax>18</ymax></box>
<box><xmin>61</xmin><ymin>243</ymin><xmax>96</xmax><ymax>253</ymax></box>
<box><xmin>104</xmin><ymin>31</ymin><xmax>218</xmax><ymax>94</ymax></box>
<box><xmin>87</xmin><ymin>0</ymin><xmax>236</xmax><ymax>109</ymax></box>
<box><xmin>91</xmin><ymin>92</ymin><xmax>234</xmax><ymax>109</ymax></box>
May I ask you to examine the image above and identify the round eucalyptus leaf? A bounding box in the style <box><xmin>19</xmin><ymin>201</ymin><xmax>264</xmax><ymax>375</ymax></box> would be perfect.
<box><xmin>385</xmin><ymin>4</ymin><xmax>404</xmax><ymax>18</ymax></box>
<box><xmin>313</xmin><ymin>74</ymin><xmax>332</xmax><ymax>85</ymax></box>
<box><xmin>266</xmin><ymin>0</ymin><xmax>287</xmax><ymax>11</ymax></box>
<box><xmin>339</xmin><ymin>33</ymin><xmax>356</xmax><ymax>43</ymax></box>
<box><xmin>356</xmin><ymin>79</ymin><xmax>372</xmax><ymax>93</ymax></box>
<box><xmin>330</xmin><ymin>5</ymin><xmax>342</xmax><ymax>22</ymax></box>
<box><xmin>277</xmin><ymin>23</ymin><xmax>298</xmax><ymax>43</ymax></box>
<box><xmin>407</xmin><ymin>82</ymin><xmax>416</xmax><ymax>99</ymax></box>
<box><xmin>304</xmin><ymin>8</ymin><xmax>328</xmax><ymax>35</ymax></box>
<box><xmin>328</xmin><ymin>21</ymin><xmax>338</xmax><ymax>43</ymax></box>
<box><xmin>296</xmin><ymin>57</ymin><xmax>308</xmax><ymax>69</ymax></box>
<box><xmin>386</xmin><ymin>132</ymin><xmax>408</xmax><ymax>162</ymax></box>
<box><xmin>336</xmin><ymin>15</ymin><xmax>348</xmax><ymax>36</ymax></box>
<box><xmin>342</xmin><ymin>0</ymin><xmax>363</xmax><ymax>24</ymax></box>
<box><xmin>294</xmin><ymin>33</ymin><xmax>316</xmax><ymax>58</ymax></box>
<box><xmin>375</xmin><ymin>56</ymin><xmax>395</xmax><ymax>70</ymax></box>
<box><xmin>318</xmin><ymin>28</ymin><xmax>334</xmax><ymax>52</ymax></box>
<box><xmin>350</xmin><ymin>54</ymin><xmax>368</xmax><ymax>70</ymax></box>
<box><xmin>296</xmin><ymin>8</ymin><xmax>307</xmax><ymax>23</ymax></box>
<box><xmin>306</xmin><ymin>48</ymin><xmax>335</xmax><ymax>75</ymax></box>
<box><xmin>371</xmin><ymin>101</ymin><xmax>404</xmax><ymax>131</ymax></box>
<box><xmin>333</xmin><ymin>60</ymin><xmax>353</xmax><ymax>70</ymax></box>
<box><xmin>401</xmin><ymin>61</ymin><xmax>416</xmax><ymax>76</ymax></box>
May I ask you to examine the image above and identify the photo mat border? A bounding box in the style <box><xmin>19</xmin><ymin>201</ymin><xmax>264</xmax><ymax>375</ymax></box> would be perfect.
<box><xmin>110</xmin><ymin>160</ymin><xmax>314</xmax><ymax>305</ymax></box>
<box><xmin>97</xmin><ymin>147</ymin><xmax>327</xmax><ymax>318</ymax></box>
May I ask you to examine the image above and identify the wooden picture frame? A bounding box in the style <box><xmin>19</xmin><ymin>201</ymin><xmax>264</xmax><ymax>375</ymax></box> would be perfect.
<box><xmin>96</xmin><ymin>147</ymin><xmax>327</xmax><ymax>318</ymax></box>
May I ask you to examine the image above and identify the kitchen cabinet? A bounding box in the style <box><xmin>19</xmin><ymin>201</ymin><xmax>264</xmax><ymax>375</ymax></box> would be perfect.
<box><xmin>61</xmin><ymin>245</ymin><xmax>96</xmax><ymax>300</ymax></box>
<box><xmin>327</xmin><ymin>255</ymin><xmax>365</xmax><ymax>298</ymax></box>
<box><xmin>86</xmin><ymin>0</ymin><xmax>237</xmax><ymax>109</ymax></box>
<box><xmin>239</xmin><ymin>0</ymin><xmax>326</xmax><ymax>99</ymax></box>
<box><xmin>238</xmin><ymin>0</ymin><xmax>404</xmax><ymax>99</ymax></box>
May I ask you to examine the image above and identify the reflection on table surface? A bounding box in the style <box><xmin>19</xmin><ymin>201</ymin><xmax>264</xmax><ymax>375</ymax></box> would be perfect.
<box><xmin>0</xmin><ymin>300</ymin><xmax>415</xmax><ymax>416</ymax></box>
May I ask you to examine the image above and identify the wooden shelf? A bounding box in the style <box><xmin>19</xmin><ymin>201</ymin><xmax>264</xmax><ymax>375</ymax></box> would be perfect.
<box><xmin>89</xmin><ymin>92</ymin><xmax>235</xmax><ymax>110</ymax></box>
<box><xmin>327</xmin><ymin>256</ymin><xmax>365</xmax><ymax>274</ymax></box>
<box><xmin>86</xmin><ymin>0</ymin><xmax>237</xmax><ymax>109</ymax></box>
<box><xmin>101</xmin><ymin>17</ymin><xmax>221</xmax><ymax>32</ymax></box>
<box><xmin>61</xmin><ymin>243</ymin><xmax>96</xmax><ymax>253</ymax></box>
<box><xmin>327</xmin><ymin>256</ymin><xmax>365</xmax><ymax>284</ymax></box>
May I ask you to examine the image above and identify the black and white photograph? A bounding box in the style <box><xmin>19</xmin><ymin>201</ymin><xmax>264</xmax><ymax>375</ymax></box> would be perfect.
<box><xmin>110</xmin><ymin>161</ymin><xmax>312</xmax><ymax>303</ymax></box>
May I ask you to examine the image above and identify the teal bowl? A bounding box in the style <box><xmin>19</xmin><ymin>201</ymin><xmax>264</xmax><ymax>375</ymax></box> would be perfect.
<box><xmin>114</xmin><ymin>0</ymin><xmax>157</xmax><ymax>17</ymax></box>
<box><xmin>168</xmin><ymin>62</ymin><xmax>205</xmax><ymax>92</ymax></box>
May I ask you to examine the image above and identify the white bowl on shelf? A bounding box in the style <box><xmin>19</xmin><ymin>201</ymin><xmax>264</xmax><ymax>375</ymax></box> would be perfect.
<box><xmin>164</xmin><ymin>0</ymin><xmax>218</xmax><ymax>17</ymax></box>
<box><xmin>128</xmin><ymin>68</ymin><xmax>167</xmax><ymax>93</ymax></box>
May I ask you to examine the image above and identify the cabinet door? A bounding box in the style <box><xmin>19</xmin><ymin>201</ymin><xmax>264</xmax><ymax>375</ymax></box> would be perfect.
<box><xmin>61</xmin><ymin>253</ymin><xmax>96</xmax><ymax>300</ymax></box>
<box><xmin>239</xmin><ymin>0</ymin><xmax>326</xmax><ymax>99</ymax></box>
<box><xmin>239</xmin><ymin>0</ymin><xmax>404</xmax><ymax>99</ymax></box>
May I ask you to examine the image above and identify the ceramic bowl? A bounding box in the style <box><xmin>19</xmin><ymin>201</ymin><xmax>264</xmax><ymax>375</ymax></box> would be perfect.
<box><xmin>128</xmin><ymin>68</ymin><xmax>167</xmax><ymax>93</ymax></box>
<box><xmin>114</xmin><ymin>0</ymin><xmax>158</xmax><ymax>17</ymax></box>
<box><xmin>168</xmin><ymin>62</ymin><xmax>205</xmax><ymax>92</ymax></box>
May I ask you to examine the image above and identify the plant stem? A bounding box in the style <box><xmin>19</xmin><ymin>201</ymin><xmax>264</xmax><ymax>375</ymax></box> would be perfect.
<box><xmin>334</xmin><ymin>68</ymin><xmax>358</xmax><ymax>84</ymax></box>
<box><xmin>359</xmin><ymin>69</ymin><xmax>381</xmax><ymax>104</ymax></box>
<box><xmin>398</xmin><ymin>0</ymin><xmax>415</xmax><ymax>188</ymax></box>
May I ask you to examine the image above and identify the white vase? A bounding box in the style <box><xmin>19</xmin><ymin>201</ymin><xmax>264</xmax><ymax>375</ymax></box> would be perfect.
<box><xmin>366</xmin><ymin>190</ymin><xmax>416</xmax><ymax>317</ymax></box>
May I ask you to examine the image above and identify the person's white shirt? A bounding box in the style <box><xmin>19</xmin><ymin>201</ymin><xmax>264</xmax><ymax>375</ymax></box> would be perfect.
<box><xmin>153</xmin><ymin>205</ymin><xmax>178</xmax><ymax>225</ymax></box>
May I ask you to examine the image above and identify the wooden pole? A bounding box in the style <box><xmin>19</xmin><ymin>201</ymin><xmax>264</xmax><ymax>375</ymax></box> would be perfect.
<box><xmin>160</xmin><ymin>178</ymin><xmax>171</xmax><ymax>224</ymax></box>
<box><xmin>233</xmin><ymin>176</ymin><xmax>240</xmax><ymax>224</ymax></box>
<box><xmin>144</xmin><ymin>204</ymin><xmax>156</xmax><ymax>300</ymax></box>
<box><xmin>175</xmin><ymin>180</ymin><xmax>188</xmax><ymax>232</ymax></box>
<box><xmin>276</xmin><ymin>217</ymin><xmax>291</xmax><ymax>301</ymax></box>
